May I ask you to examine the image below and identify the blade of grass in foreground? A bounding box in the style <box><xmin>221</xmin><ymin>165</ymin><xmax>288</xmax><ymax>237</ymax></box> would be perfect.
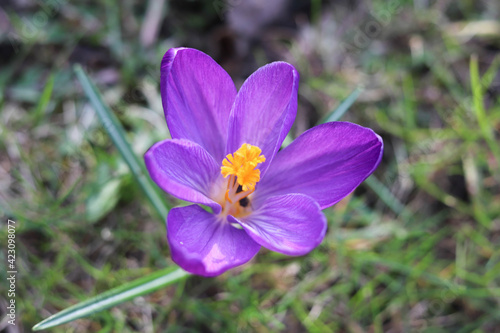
<box><xmin>74</xmin><ymin>64</ymin><xmax>168</xmax><ymax>221</ymax></box>
<box><xmin>32</xmin><ymin>65</ymin><xmax>190</xmax><ymax>331</ymax></box>
<box><xmin>32</xmin><ymin>267</ymin><xmax>189</xmax><ymax>330</ymax></box>
<box><xmin>319</xmin><ymin>86</ymin><xmax>363</xmax><ymax>124</ymax></box>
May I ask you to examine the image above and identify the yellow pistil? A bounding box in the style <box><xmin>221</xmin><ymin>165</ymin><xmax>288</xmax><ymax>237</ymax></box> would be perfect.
<box><xmin>219</xmin><ymin>144</ymin><xmax>265</xmax><ymax>218</ymax></box>
<box><xmin>221</xmin><ymin>144</ymin><xmax>265</xmax><ymax>191</ymax></box>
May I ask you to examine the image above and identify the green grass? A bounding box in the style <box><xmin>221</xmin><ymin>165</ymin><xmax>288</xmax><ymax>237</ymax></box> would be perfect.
<box><xmin>1</xmin><ymin>0</ymin><xmax>500</xmax><ymax>331</ymax></box>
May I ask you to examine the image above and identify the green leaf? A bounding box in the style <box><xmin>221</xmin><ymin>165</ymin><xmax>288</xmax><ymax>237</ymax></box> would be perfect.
<box><xmin>364</xmin><ymin>175</ymin><xmax>412</xmax><ymax>221</ymax></box>
<box><xmin>86</xmin><ymin>177</ymin><xmax>123</xmax><ymax>223</ymax></box>
<box><xmin>73</xmin><ymin>64</ymin><xmax>168</xmax><ymax>221</ymax></box>
<box><xmin>31</xmin><ymin>65</ymin><xmax>188</xmax><ymax>331</ymax></box>
<box><xmin>319</xmin><ymin>86</ymin><xmax>363</xmax><ymax>124</ymax></box>
<box><xmin>32</xmin><ymin>73</ymin><xmax>55</xmax><ymax>124</ymax></box>
<box><xmin>32</xmin><ymin>267</ymin><xmax>190</xmax><ymax>330</ymax></box>
<box><xmin>470</xmin><ymin>55</ymin><xmax>500</xmax><ymax>169</ymax></box>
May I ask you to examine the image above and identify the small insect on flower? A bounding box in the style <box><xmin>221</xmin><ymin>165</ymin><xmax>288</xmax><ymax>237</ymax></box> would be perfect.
<box><xmin>145</xmin><ymin>48</ymin><xmax>383</xmax><ymax>276</ymax></box>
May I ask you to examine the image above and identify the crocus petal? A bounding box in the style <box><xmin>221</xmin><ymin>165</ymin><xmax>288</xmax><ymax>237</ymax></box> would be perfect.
<box><xmin>167</xmin><ymin>205</ymin><xmax>261</xmax><ymax>276</ymax></box>
<box><xmin>256</xmin><ymin>122</ymin><xmax>383</xmax><ymax>209</ymax></box>
<box><xmin>161</xmin><ymin>48</ymin><xmax>237</xmax><ymax>162</ymax></box>
<box><xmin>226</xmin><ymin>62</ymin><xmax>299</xmax><ymax>176</ymax></box>
<box><xmin>228</xmin><ymin>194</ymin><xmax>327</xmax><ymax>256</ymax></box>
<box><xmin>145</xmin><ymin>139</ymin><xmax>222</xmax><ymax>213</ymax></box>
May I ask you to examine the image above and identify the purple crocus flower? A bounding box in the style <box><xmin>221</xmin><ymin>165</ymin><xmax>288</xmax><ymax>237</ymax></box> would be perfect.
<box><xmin>145</xmin><ymin>47</ymin><xmax>383</xmax><ymax>277</ymax></box>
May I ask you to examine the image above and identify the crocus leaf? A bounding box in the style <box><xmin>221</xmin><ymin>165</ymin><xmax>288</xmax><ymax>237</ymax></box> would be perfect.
<box><xmin>73</xmin><ymin>64</ymin><xmax>168</xmax><ymax>221</ymax></box>
<box><xmin>32</xmin><ymin>267</ymin><xmax>190</xmax><ymax>331</ymax></box>
<box><xmin>319</xmin><ymin>86</ymin><xmax>363</xmax><ymax>124</ymax></box>
<box><xmin>32</xmin><ymin>65</ymin><xmax>189</xmax><ymax>331</ymax></box>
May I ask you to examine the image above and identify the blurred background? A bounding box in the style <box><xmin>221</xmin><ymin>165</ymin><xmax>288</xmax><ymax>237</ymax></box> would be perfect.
<box><xmin>1</xmin><ymin>0</ymin><xmax>500</xmax><ymax>331</ymax></box>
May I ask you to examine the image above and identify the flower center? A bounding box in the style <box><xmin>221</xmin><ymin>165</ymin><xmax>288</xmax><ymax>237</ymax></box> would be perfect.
<box><xmin>219</xmin><ymin>144</ymin><xmax>265</xmax><ymax>218</ymax></box>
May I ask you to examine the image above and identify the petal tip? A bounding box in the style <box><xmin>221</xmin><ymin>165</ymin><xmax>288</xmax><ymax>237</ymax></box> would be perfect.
<box><xmin>161</xmin><ymin>47</ymin><xmax>188</xmax><ymax>69</ymax></box>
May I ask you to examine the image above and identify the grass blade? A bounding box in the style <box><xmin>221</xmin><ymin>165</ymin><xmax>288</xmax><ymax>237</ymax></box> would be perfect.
<box><xmin>364</xmin><ymin>175</ymin><xmax>411</xmax><ymax>220</ymax></box>
<box><xmin>32</xmin><ymin>267</ymin><xmax>190</xmax><ymax>330</ymax></box>
<box><xmin>32</xmin><ymin>65</ymin><xmax>187</xmax><ymax>331</ymax></box>
<box><xmin>470</xmin><ymin>55</ymin><xmax>500</xmax><ymax>168</ymax></box>
<box><xmin>32</xmin><ymin>73</ymin><xmax>55</xmax><ymax>124</ymax></box>
<box><xmin>73</xmin><ymin>64</ymin><xmax>168</xmax><ymax>220</ymax></box>
<box><xmin>319</xmin><ymin>86</ymin><xmax>363</xmax><ymax>124</ymax></box>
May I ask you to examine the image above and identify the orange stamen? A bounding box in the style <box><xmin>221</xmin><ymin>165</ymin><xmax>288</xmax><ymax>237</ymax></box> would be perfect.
<box><xmin>219</xmin><ymin>144</ymin><xmax>265</xmax><ymax>216</ymax></box>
